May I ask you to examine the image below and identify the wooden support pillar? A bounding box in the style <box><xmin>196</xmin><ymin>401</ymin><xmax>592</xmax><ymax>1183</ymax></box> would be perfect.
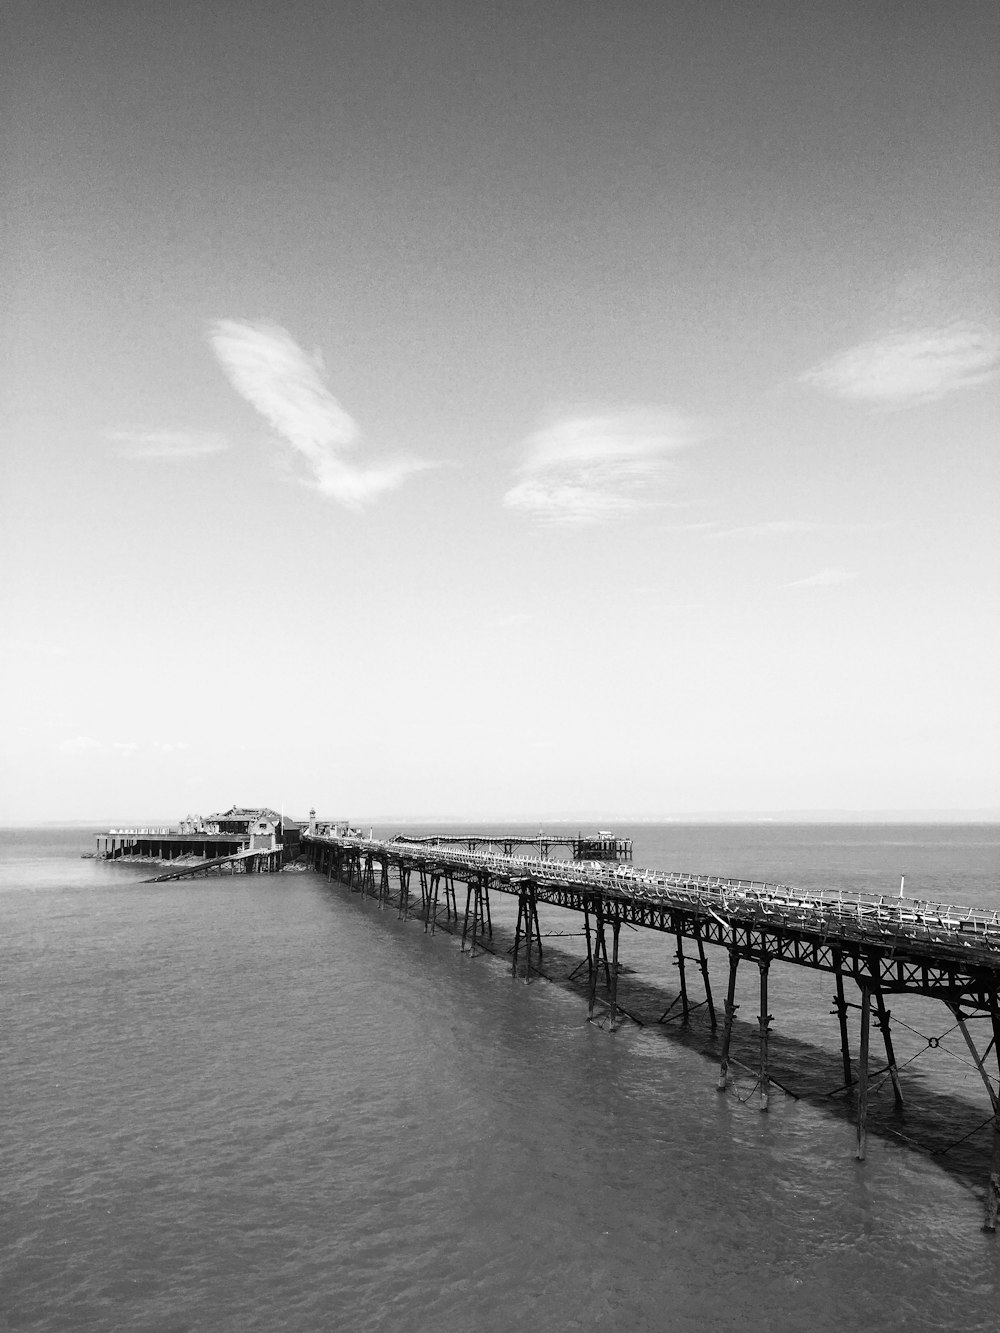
<box><xmin>512</xmin><ymin>885</ymin><xmax>536</xmax><ymax>981</ymax></box>
<box><xmin>609</xmin><ymin>910</ymin><xmax>622</xmax><ymax>1031</ymax></box>
<box><xmin>572</xmin><ymin>898</ymin><xmax>607</xmax><ymax>984</ymax></box>
<box><xmin>512</xmin><ymin>887</ymin><xmax>528</xmax><ymax>978</ymax></box>
<box><xmin>444</xmin><ymin>874</ymin><xmax>457</xmax><ymax>924</ymax></box>
<box><xmin>947</xmin><ymin>1002</ymin><xmax>998</xmax><ymax>1114</ymax></box>
<box><xmin>588</xmin><ymin>900</ymin><xmax>607</xmax><ymax>1019</ymax></box>
<box><xmin>416</xmin><ymin>866</ymin><xmax>428</xmax><ymax>915</ymax></box>
<box><xmin>718</xmin><ymin>950</ymin><xmax>740</xmax><ymax>1090</ymax></box>
<box><xmin>674</xmin><ymin>932</ymin><xmax>690</xmax><ymax>1021</ymax></box>
<box><xmin>857</xmin><ymin>985</ymin><xmax>871</xmax><ymax>1161</ymax></box>
<box><xmin>461</xmin><ymin>880</ymin><xmax>475</xmax><ymax>952</ymax></box>
<box><xmin>362</xmin><ymin>853</ymin><xmax>376</xmax><ymax>899</ymax></box>
<box><xmin>397</xmin><ymin>865</ymin><xmax>411</xmax><ymax>919</ymax></box>
<box><xmin>462</xmin><ymin>877</ymin><xmax>488</xmax><ymax>954</ymax></box>
<box><xmin>872</xmin><ymin>985</ymin><xmax>904</xmax><ymax>1109</ymax></box>
<box><xmin>425</xmin><ymin>873</ymin><xmax>440</xmax><ymax>934</ymax></box>
<box><xmin>378</xmin><ymin>858</ymin><xmax>390</xmax><ymax>907</ymax></box>
<box><xmin>758</xmin><ymin>957</ymin><xmax>772</xmax><ymax>1112</ymax></box>
<box><xmin>984</xmin><ymin>994</ymin><xmax>1000</xmax><ymax>1232</ymax></box>
<box><xmin>514</xmin><ymin>886</ymin><xmax>541</xmax><ymax>980</ymax></box>
<box><xmin>832</xmin><ymin>958</ymin><xmax>853</xmax><ymax>1089</ymax></box>
<box><xmin>695</xmin><ymin>927</ymin><xmax>716</xmax><ymax>1030</ymax></box>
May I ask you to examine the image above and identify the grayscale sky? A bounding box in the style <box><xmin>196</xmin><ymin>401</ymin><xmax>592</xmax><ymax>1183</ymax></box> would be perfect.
<box><xmin>2</xmin><ymin>1</ymin><xmax>998</xmax><ymax>823</ymax></box>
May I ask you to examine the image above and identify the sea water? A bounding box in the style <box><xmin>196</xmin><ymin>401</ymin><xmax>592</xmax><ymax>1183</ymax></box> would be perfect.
<box><xmin>2</xmin><ymin>824</ymin><xmax>999</xmax><ymax>1332</ymax></box>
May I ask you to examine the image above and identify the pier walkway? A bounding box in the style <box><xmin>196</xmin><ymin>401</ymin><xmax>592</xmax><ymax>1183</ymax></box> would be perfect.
<box><xmin>391</xmin><ymin>831</ymin><xmax>632</xmax><ymax>860</ymax></box>
<box><xmin>144</xmin><ymin>847</ymin><xmax>285</xmax><ymax>882</ymax></box>
<box><xmin>303</xmin><ymin>829</ymin><xmax>1000</xmax><ymax>1230</ymax></box>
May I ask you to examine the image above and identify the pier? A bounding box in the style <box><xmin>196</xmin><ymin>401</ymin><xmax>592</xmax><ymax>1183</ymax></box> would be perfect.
<box><xmin>389</xmin><ymin>831</ymin><xmax>632</xmax><ymax>860</ymax></box>
<box><xmin>303</xmin><ymin>828</ymin><xmax>1000</xmax><ymax>1231</ymax></box>
<box><xmin>144</xmin><ymin>846</ymin><xmax>286</xmax><ymax>882</ymax></box>
<box><xmin>97</xmin><ymin>806</ymin><xmax>300</xmax><ymax>872</ymax></box>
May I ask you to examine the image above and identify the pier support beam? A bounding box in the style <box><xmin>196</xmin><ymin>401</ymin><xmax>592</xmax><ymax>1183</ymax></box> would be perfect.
<box><xmin>377</xmin><ymin>857</ymin><xmax>390</xmax><ymax>908</ymax></box>
<box><xmin>462</xmin><ymin>876</ymin><xmax>491</xmax><ymax>955</ymax></box>
<box><xmin>857</xmin><ymin>985</ymin><xmax>871</xmax><ymax>1161</ymax></box>
<box><xmin>397</xmin><ymin>864</ymin><xmax>411</xmax><ymax>919</ymax></box>
<box><xmin>425</xmin><ymin>872</ymin><xmax>442</xmax><ymax>934</ymax></box>
<box><xmin>512</xmin><ymin>884</ymin><xmax>542</xmax><ymax>981</ymax></box>
<box><xmin>674</xmin><ymin>933</ymin><xmax>690</xmax><ymax>1021</ymax></box>
<box><xmin>587</xmin><ymin>900</ymin><xmax>609</xmax><ymax>1019</ymax></box>
<box><xmin>758</xmin><ymin>957</ymin><xmax>772</xmax><ymax>1112</ymax></box>
<box><xmin>573</xmin><ymin>899</ymin><xmax>610</xmax><ymax>987</ymax></box>
<box><xmin>608</xmin><ymin>910</ymin><xmax>622</xmax><ymax>1031</ymax></box>
<box><xmin>695</xmin><ymin>927</ymin><xmax>716</xmax><ymax>1030</ymax></box>
<box><xmin>832</xmin><ymin>955</ymin><xmax>853</xmax><ymax>1090</ymax></box>
<box><xmin>659</xmin><ymin>922</ymin><xmax>715</xmax><ymax>1028</ymax></box>
<box><xmin>717</xmin><ymin>950</ymin><xmax>740</xmax><ymax>1091</ymax></box>
<box><xmin>873</xmin><ymin>985</ymin><xmax>904</xmax><ymax>1110</ymax></box>
<box><xmin>987</xmin><ymin>994</ymin><xmax>1000</xmax><ymax>1231</ymax></box>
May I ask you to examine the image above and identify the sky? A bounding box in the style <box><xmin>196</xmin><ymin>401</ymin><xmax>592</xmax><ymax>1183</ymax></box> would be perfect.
<box><xmin>2</xmin><ymin>1</ymin><xmax>998</xmax><ymax>824</ymax></box>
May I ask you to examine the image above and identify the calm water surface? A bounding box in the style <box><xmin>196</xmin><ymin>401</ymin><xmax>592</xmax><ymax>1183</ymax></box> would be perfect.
<box><xmin>3</xmin><ymin>824</ymin><xmax>999</xmax><ymax>1331</ymax></box>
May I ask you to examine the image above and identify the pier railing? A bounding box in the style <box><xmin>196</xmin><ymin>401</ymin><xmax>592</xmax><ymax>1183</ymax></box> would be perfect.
<box><xmin>320</xmin><ymin>834</ymin><xmax>1000</xmax><ymax>966</ymax></box>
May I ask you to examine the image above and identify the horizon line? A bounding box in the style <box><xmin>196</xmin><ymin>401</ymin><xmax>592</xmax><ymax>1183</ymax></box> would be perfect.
<box><xmin>7</xmin><ymin>808</ymin><xmax>1000</xmax><ymax>830</ymax></box>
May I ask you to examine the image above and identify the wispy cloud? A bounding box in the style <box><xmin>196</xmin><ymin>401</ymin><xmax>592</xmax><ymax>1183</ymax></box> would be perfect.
<box><xmin>709</xmin><ymin>520</ymin><xmax>819</xmax><ymax>540</ymax></box>
<box><xmin>209</xmin><ymin>320</ymin><xmax>432</xmax><ymax>508</ymax></box>
<box><xmin>782</xmin><ymin>568</ymin><xmax>857</xmax><ymax>590</ymax></box>
<box><xmin>802</xmin><ymin>324</ymin><xmax>1000</xmax><ymax>406</ymax></box>
<box><xmin>56</xmin><ymin>735</ymin><xmax>103</xmax><ymax>755</ymax></box>
<box><xmin>108</xmin><ymin>430</ymin><xmax>229</xmax><ymax>460</ymax></box>
<box><xmin>503</xmin><ymin>410</ymin><xmax>701</xmax><ymax>524</ymax></box>
<box><xmin>3</xmin><ymin>638</ymin><xmax>70</xmax><ymax>659</ymax></box>
<box><xmin>55</xmin><ymin>737</ymin><xmax>187</xmax><ymax>757</ymax></box>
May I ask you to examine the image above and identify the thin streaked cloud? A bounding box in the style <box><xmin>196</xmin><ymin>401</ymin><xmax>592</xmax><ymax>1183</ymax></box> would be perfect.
<box><xmin>802</xmin><ymin>324</ymin><xmax>1000</xmax><ymax>406</ymax></box>
<box><xmin>709</xmin><ymin>520</ymin><xmax>819</xmax><ymax>540</ymax></box>
<box><xmin>782</xmin><ymin>568</ymin><xmax>857</xmax><ymax>590</ymax></box>
<box><xmin>56</xmin><ymin>735</ymin><xmax>104</xmax><ymax>756</ymax></box>
<box><xmin>503</xmin><ymin>410</ymin><xmax>701</xmax><ymax>525</ymax></box>
<box><xmin>3</xmin><ymin>638</ymin><xmax>71</xmax><ymax>659</ymax></box>
<box><xmin>55</xmin><ymin>737</ymin><xmax>187</xmax><ymax>757</ymax></box>
<box><xmin>108</xmin><ymin>430</ymin><xmax>229</xmax><ymax>460</ymax></box>
<box><xmin>209</xmin><ymin>320</ymin><xmax>432</xmax><ymax>508</ymax></box>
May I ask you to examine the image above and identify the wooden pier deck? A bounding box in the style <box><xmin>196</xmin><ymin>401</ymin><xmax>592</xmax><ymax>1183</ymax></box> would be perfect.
<box><xmin>390</xmin><ymin>831</ymin><xmax>632</xmax><ymax>860</ymax></box>
<box><xmin>303</xmin><ymin>829</ymin><xmax>1000</xmax><ymax>1230</ymax></box>
<box><xmin>144</xmin><ymin>847</ymin><xmax>285</xmax><ymax>882</ymax></box>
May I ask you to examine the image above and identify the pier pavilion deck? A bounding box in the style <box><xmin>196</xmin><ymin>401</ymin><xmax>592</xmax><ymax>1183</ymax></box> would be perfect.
<box><xmin>303</xmin><ymin>828</ymin><xmax>1000</xmax><ymax>1230</ymax></box>
<box><xmin>97</xmin><ymin>806</ymin><xmax>301</xmax><ymax>868</ymax></box>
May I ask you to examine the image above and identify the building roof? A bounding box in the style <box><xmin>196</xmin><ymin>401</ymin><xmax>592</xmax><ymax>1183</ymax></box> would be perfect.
<box><xmin>208</xmin><ymin>806</ymin><xmax>281</xmax><ymax>821</ymax></box>
<box><xmin>207</xmin><ymin>806</ymin><xmax>301</xmax><ymax>828</ymax></box>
